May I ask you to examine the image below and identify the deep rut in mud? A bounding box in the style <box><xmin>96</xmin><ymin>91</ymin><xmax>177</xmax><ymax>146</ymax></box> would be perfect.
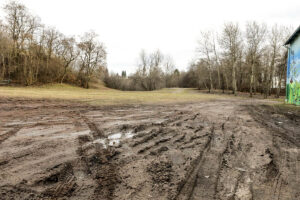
<box><xmin>0</xmin><ymin>98</ymin><xmax>299</xmax><ymax>200</ymax></box>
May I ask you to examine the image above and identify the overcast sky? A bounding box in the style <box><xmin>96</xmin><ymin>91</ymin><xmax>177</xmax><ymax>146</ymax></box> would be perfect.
<box><xmin>0</xmin><ymin>0</ymin><xmax>299</xmax><ymax>73</ymax></box>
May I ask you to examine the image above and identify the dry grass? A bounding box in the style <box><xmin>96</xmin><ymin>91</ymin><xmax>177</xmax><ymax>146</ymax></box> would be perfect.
<box><xmin>0</xmin><ymin>84</ymin><xmax>229</xmax><ymax>105</ymax></box>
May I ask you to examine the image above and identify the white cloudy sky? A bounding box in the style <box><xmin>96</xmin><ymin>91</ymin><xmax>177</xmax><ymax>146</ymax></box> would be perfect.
<box><xmin>0</xmin><ymin>0</ymin><xmax>299</xmax><ymax>73</ymax></box>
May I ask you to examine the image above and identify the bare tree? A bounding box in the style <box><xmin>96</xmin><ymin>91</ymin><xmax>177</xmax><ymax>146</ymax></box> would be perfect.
<box><xmin>220</xmin><ymin>22</ymin><xmax>242</xmax><ymax>95</ymax></box>
<box><xmin>163</xmin><ymin>55</ymin><xmax>175</xmax><ymax>87</ymax></box>
<box><xmin>245</xmin><ymin>21</ymin><xmax>267</xmax><ymax>97</ymax></box>
<box><xmin>4</xmin><ymin>1</ymin><xmax>42</xmax><ymax>85</ymax></box>
<box><xmin>56</xmin><ymin>36</ymin><xmax>78</xmax><ymax>83</ymax></box>
<box><xmin>263</xmin><ymin>24</ymin><xmax>282</xmax><ymax>98</ymax></box>
<box><xmin>4</xmin><ymin>1</ymin><xmax>27</xmax><ymax>51</ymax></box>
<box><xmin>44</xmin><ymin>27</ymin><xmax>60</xmax><ymax>68</ymax></box>
<box><xmin>148</xmin><ymin>50</ymin><xmax>164</xmax><ymax>90</ymax></box>
<box><xmin>130</xmin><ymin>49</ymin><xmax>167</xmax><ymax>90</ymax></box>
<box><xmin>139</xmin><ymin>49</ymin><xmax>148</xmax><ymax>77</ymax></box>
<box><xmin>77</xmin><ymin>31</ymin><xmax>106</xmax><ymax>88</ymax></box>
<box><xmin>198</xmin><ymin>31</ymin><xmax>214</xmax><ymax>92</ymax></box>
<box><xmin>212</xmin><ymin>32</ymin><xmax>222</xmax><ymax>90</ymax></box>
<box><xmin>0</xmin><ymin>21</ymin><xmax>11</xmax><ymax>80</ymax></box>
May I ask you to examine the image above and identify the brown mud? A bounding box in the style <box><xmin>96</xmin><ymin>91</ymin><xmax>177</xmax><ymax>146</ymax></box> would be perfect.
<box><xmin>0</xmin><ymin>97</ymin><xmax>299</xmax><ymax>200</ymax></box>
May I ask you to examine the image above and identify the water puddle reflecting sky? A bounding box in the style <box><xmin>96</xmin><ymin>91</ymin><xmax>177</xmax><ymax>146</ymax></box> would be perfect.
<box><xmin>94</xmin><ymin>131</ymin><xmax>135</xmax><ymax>148</ymax></box>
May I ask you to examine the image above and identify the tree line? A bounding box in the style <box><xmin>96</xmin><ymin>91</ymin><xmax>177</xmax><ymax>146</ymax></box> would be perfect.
<box><xmin>105</xmin><ymin>49</ymin><xmax>183</xmax><ymax>90</ymax></box>
<box><xmin>190</xmin><ymin>22</ymin><xmax>292</xmax><ymax>98</ymax></box>
<box><xmin>0</xmin><ymin>1</ymin><xmax>293</xmax><ymax>97</ymax></box>
<box><xmin>105</xmin><ymin>22</ymin><xmax>292</xmax><ymax>97</ymax></box>
<box><xmin>0</xmin><ymin>1</ymin><xmax>107</xmax><ymax>88</ymax></box>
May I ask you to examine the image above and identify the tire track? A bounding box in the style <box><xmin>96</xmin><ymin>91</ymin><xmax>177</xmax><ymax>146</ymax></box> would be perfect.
<box><xmin>174</xmin><ymin>125</ymin><xmax>214</xmax><ymax>200</ymax></box>
<box><xmin>0</xmin><ymin>127</ymin><xmax>22</xmax><ymax>145</ymax></box>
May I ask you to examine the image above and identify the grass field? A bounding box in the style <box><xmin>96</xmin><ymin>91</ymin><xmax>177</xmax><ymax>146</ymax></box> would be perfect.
<box><xmin>1</xmin><ymin>83</ymin><xmax>296</xmax><ymax>109</ymax></box>
<box><xmin>0</xmin><ymin>84</ymin><xmax>228</xmax><ymax>105</ymax></box>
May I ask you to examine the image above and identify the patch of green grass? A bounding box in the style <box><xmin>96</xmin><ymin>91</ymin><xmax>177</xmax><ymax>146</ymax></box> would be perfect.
<box><xmin>0</xmin><ymin>84</ymin><xmax>228</xmax><ymax>105</ymax></box>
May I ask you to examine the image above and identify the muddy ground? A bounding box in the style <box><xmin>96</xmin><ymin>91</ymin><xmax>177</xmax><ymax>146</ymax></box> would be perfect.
<box><xmin>0</xmin><ymin>97</ymin><xmax>299</xmax><ymax>200</ymax></box>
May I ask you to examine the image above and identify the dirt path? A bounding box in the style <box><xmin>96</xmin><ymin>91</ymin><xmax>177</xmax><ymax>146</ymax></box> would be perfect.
<box><xmin>0</xmin><ymin>97</ymin><xmax>299</xmax><ymax>200</ymax></box>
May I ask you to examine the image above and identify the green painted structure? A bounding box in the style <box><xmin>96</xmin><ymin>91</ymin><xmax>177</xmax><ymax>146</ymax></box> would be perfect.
<box><xmin>285</xmin><ymin>26</ymin><xmax>300</xmax><ymax>105</ymax></box>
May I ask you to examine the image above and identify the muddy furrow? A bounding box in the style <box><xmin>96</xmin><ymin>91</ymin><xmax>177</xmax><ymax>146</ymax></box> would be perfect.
<box><xmin>80</xmin><ymin>114</ymin><xmax>106</xmax><ymax>140</ymax></box>
<box><xmin>174</xmin><ymin>126</ymin><xmax>214</xmax><ymax>200</ymax></box>
<box><xmin>0</xmin><ymin>127</ymin><xmax>21</xmax><ymax>145</ymax></box>
<box><xmin>179</xmin><ymin>118</ymin><xmax>232</xmax><ymax>200</ymax></box>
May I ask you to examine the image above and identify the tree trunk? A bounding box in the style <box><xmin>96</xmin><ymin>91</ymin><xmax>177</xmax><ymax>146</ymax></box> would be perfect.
<box><xmin>222</xmin><ymin>65</ymin><xmax>229</xmax><ymax>91</ymax></box>
<box><xmin>60</xmin><ymin>66</ymin><xmax>68</xmax><ymax>84</ymax></box>
<box><xmin>264</xmin><ymin>71</ymin><xmax>269</xmax><ymax>99</ymax></box>
<box><xmin>0</xmin><ymin>56</ymin><xmax>5</xmax><ymax>80</ymax></box>
<box><xmin>232</xmin><ymin>61</ymin><xmax>237</xmax><ymax>95</ymax></box>
<box><xmin>250</xmin><ymin>63</ymin><xmax>254</xmax><ymax>97</ymax></box>
<box><xmin>208</xmin><ymin>65</ymin><xmax>213</xmax><ymax>93</ymax></box>
<box><xmin>254</xmin><ymin>75</ymin><xmax>257</xmax><ymax>95</ymax></box>
<box><xmin>276</xmin><ymin>69</ymin><xmax>283</xmax><ymax>98</ymax></box>
<box><xmin>238</xmin><ymin>64</ymin><xmax>243</xmax><ymax>91</ymax></box>
<box><xmin>276</xmin><ymin>77</ymin><xmax>282</xmax><ymax>98</ymax></box>
<box><xmin>217</xmin><ymin>65</ymin><xmax>221</xmax><ymax>89</ymax></box>
<box><xmin>222</xmin><ymin>73</ymin><xmax>225</xmax><ymax>93</ymax></box>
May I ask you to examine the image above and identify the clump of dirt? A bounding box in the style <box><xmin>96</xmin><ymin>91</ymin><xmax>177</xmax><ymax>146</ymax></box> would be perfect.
<box><xmin>0</xmin><ymin>185</ymin><xmax>40</xmax><ymax>200</ymax></box>
<box><xmin>150</xmin><ymin>146</ymin><xmax>169</xmax><ymax>155</ymax></box>
<box><xmin>134</xmin><ymin>124</ymin><xmax>147</xmax><ymax>133</ymax></box>
<box><xmin>34</xmin><ymin>163</ymin><xmax>77</xmax><ymax>198</ymax></box>
<box><xmin>146</xmin><ymin>159</ymin><xmax>178</xmax><ymax>199</ymax></box>
<box><xmin>147</xmin><ymin>160</ymin><xmax>173</xmax><ymax>185</ymax></box>
<box><xmin>77</xmin><ymin>134</ymin><xmax>93</xmax><ymax>145</ymax></box>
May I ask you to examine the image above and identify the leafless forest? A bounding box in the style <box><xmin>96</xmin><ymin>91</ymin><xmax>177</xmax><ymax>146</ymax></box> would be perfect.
<box><xmin>0</xmin><ymin>1</ymin><xmax>107</xmax><ymax>88</ymax></box>
<box><xmin>0</xmin><ymin>1</ymin><xmax>294</xmax><ymax>97</ymax></box>
<box><xmin>106</xmin><ymin>23</ymin><xmax>292</xmax><ymax>98</ymax></box>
